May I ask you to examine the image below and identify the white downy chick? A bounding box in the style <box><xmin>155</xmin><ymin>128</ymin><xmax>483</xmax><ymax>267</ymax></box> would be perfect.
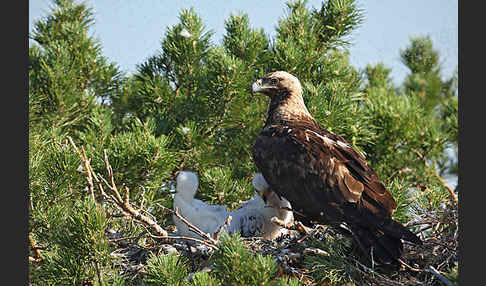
<box><xmin>173</xmin><ymin>171</ymin><xmax>229</xmax><ymax>239</ymax></box>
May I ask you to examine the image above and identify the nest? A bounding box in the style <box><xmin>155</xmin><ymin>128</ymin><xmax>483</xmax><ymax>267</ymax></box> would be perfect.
<box><xmin>107</xmin><ymin>201</ymin><xmax>457</xmax><ymax>285</ymax></box>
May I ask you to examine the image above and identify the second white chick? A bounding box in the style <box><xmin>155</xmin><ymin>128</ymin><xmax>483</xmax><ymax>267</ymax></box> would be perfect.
<box><xmin>226</xmin><ymin>173</ymin><xmax>294</xmax><ymax>240</ymax></box>
<box><xmin>252</xmin><ymin>173</ymin><xmax>294</xmax><ymax>239</ymax></box>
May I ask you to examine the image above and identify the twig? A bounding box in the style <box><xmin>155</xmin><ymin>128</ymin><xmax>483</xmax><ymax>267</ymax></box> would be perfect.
<box><xmin>427</xmin><ymin>265</ymin><xmax>454</xmax><ymax>286</ymax></box>
<box><xmin>435</xmin><ymin>172</ymin><xmax>458</xmax><ymax>205</ymax></box>
<box><xmin>72</xmin><ymin>146</ymin><xmax>170</xmax><ymax>238</ymax></box>
<box><xmin>29</xmin><ymin>257</ymin><xmax>43</xmax><ymax>263</ymax></box>
<box><xmin>94</xmin><ymin>261</ymin><xmax>103</xmax><ymax>286</ymax></box>
<box><xmin>170</xmin><ymin>206</ymin><xmax>217</xmax><ymax>245</ymax></box>
<box><xmin>303</xmin><ymin>247</ymin><xmax>329</xmax><ymax>256</ymax></box>
<box><xmin>271</xmin><ymin>217</ymin><xmax>311</xmax><ymax>234</ymax></box>
<box><xmin>150</xmin><ymin>234</ymin><xmax>217</xmax><ymax>249</ymax></box>
<box><xmin>100</xmin><ymin>150</ymin><xmax>169</xmax><ymax>238</ymax></box>
<box><xmin>80</xmin><ymin>146</ymin><xmax>95</xmax><ymax>201</ymax></box>
<box><xmin>213</xmin><ymin>215</ymin><xmax>232</xmax><ymax>240</ymax></box>
<box><xmin>29</xmin><ymin>233</ymin><xmax>43</xmax><ymax>263</ymax></box>
<box><xmin>351</xmin><ymin>258</ymin><xmax>406</xmax><ymax>286</ymax></box>
<box><xmin>67</xmin><ymin>137</ymin><xmax>94</xmax><ymax>199</ymax></box>
<box><xmin>68</xmin><ymin>136</ymin><xmax>109</xmax><ymax>200</ymax></box>
<box><xmin>397</xmin><ymin>258</ymin><xmax>423</xmax><ymax>272</ymax></box>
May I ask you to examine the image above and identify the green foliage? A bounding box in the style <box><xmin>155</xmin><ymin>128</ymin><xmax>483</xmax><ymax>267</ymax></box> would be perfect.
<box><xmin>401</xmin><ymin>36</ymin><xmax>455</xmax><ymax>114</ymax></box>
<box><xmin>444</xmin><ymin>262</ymin><xmax>459</xmax><ymax>286</ymax></box>
<box><xmin>211</xmin><ymin>233</ymin><xmax>280</xmax><ymax>285</ymax></box>
<box><xmin>303</xmin><ymin>235</ymin><xmax>353</xmax><ymax>285</ymax></box>
<box><xmin>273</xmin><ymin>0</ymin><xmax>363</xmax><ymax>82</ymax></box>
<box><xmin>83</xmin><ymin>118</ymin><xmax>181</xmax><ymax>195</ymax></box>
<box><xmin>32</xmin><ymin>198</ymin><xmax>111</xmax><ymax>285</ymax></box>
<box><xmin>29</xmin><ymin>0</ymin><xmax>122</xmax><ymax>136</ymax></box>
<box><xmin>145</xmin><ymin>253</ymin><xmax>190</xmax><ymax>286</ymax></box>
<box><xmin>198</xmin><ymin>166</ymin><xmax>254</xmax><ymax>209</ymax></box>
<box><xmin>188</xmin><ymin>271</ymin><xmax>221</xmax><ymax>286</ymax></box>
<box><xmin>223</xmin><ymin>13</ymin><xmax>271</xmax><ymax>71</ymax></box>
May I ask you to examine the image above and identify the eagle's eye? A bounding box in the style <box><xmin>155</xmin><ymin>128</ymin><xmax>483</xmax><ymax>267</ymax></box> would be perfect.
<box><xmin>270</xmin><ymin>78</ymin><xmax>279</xmax><ymax>85</ymax></box>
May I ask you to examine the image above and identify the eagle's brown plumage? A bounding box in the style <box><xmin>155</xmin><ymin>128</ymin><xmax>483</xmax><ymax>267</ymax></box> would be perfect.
<box><xmin>251</xmin><ymin>71</ymin><xmax>421</xmax><ymax>264</ymax></box>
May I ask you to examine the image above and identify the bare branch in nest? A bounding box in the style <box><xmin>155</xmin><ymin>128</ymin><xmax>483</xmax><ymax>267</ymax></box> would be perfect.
<box><xmin>397</xmin><ymin>258</ymin><xmax>423</xmax><ymax>272</ymax></box>
<box><xmin>351</xmin><ymin>259</ymin><xmax>406</xmax><ymax>286</ymax></box>
<box><xmin>427</xmin><ymin>265</ymin><xmax>454</xmax><ymax>286</ymax></box>
<box><xmin>29</xmin><ymin>257</ymin><xmax>43</xmax><ymax>263</ymax></box>
<box><xmin>68</xmin><ymin>136</ymin><xmax>95</xmax><ymax>200</ymax></box>
<box><xmin>99</xmin><ymin>149</ymin><xmax>169</xmax><ymax>238</ymax></box>
<box><xmin>150</xmin><ymin>234</ymin><xmax>217</xmax><ymax>249</ymax></box>
<box><xmin>213</xmin><ymin>215</ymin><xmax>232</xmax><ymax>241</ymax></box>
<box><xmin>80</xmin><ymin>146</ymin><xmax>95</xmax><ymax>201</ymax></box>
<box><xmin>157</xmin><ymin>203</ymin><xmax>218</xmax><ymax>246</ymax></box>
<box><xmin>70</xmin><ymin>140</ymin><xmax>171</xmax><ymax>238</ymax></box>
<box><xmin>303</xmin><ymin>247</ymin><xmax>329</xmax><ymax>257</ymax></box>
<box><xmin>68</xmin><ymin>136</ymin><xmax>110</xmax><ymax>200</ymax></box>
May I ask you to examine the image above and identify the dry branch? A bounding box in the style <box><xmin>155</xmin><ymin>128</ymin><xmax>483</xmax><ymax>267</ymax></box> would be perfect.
<box><xmin>81</xmin><ymin>146</ymin><xmax>95</xmax><ymax>200</ymax></box>
<box><xmin>156</xmin><ymin>203</ymin><xmax>218</xmax><ymax>246</ymax></box>
<box><xmin>69</xmin><ymin>139</ymin><xmax>229</xmax><ymax>251</ymax></box>
<box><xmin>427</xmin><ymin>265</ymin><xmax>454</xmax><ymax>286</ymax></box>
<box><xmin>99</xmin><ymin>149</ymin><xmax>169</xmax><ymax>237</ymax></box>
<box><xmin>213</xmin><ymin>215</ymin><xmax>232</xmax><ymax>241</ymax></box>
<box><xmin>29</xmin><ymin>232</ymin><xmax>43</xmax><ymax>263</ymax></box>
<box><xmin>69</xmin><ymin>138</ymin><xmax>171</xmax><ymax>238</ymax></box>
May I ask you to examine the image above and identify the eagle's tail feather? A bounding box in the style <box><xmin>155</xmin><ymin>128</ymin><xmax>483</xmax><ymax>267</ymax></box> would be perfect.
<box><xmin>350</xmin><ymin>225</ymin><xmax>403</xmax><ymax>264</ymax></box>
<box><xmin>380</xmin><ymin>218</ymin><xmax>422</xmax><ymax>245</ymax></box>
<box><xmin>349</xmin><ymin>218</ymin><xmax>421</xmax><ymax>264</ymax></box>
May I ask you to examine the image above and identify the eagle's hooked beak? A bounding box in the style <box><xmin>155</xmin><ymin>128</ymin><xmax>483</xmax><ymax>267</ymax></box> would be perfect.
<box><xmin>250</xmin><ymin>79</ymin><xmax>263</xmax><ymax>95</ymax></box>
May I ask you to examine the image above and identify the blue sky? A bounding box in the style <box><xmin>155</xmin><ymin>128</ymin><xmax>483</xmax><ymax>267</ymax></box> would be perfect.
<box><xmin>29</xmin><ymin>0</ymin><xmax>458</xmax><ymax>84</ymax></box>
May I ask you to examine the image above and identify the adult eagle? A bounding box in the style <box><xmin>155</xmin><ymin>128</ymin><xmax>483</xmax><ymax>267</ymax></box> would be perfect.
<box><xmin>250</xmin><ymin>71</ymin><xmax>421</xmax><ymax>264</ymax></box>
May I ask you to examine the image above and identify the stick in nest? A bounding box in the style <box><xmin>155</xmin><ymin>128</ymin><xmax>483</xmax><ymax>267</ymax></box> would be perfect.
<box><xmin>427</xmin><ymin>265</ymin><xmax>454</xmax><ymax>286</ymax></box>
<box><xmin>157</xmin><ymin>204</ymin><xmax>221</xmax><ymax>246</ymax></box>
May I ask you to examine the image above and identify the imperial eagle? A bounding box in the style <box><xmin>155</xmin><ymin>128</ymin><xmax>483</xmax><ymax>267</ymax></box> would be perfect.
<box><xmin>250</xmin><ymin>71</ymin><xmax>421</xmax><ymax>263</ymax></box>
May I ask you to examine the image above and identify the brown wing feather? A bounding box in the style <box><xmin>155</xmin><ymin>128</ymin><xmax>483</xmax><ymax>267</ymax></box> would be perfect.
<box><xmin>253</xmin><ymin>120</ymin><xmax>397</xmax><ymax>222</ymax></box>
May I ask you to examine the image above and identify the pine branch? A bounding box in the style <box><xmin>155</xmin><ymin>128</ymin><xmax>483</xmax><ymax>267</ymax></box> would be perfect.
<box><xmin>411</xmin><ymin>148</ymin><xmax>458</xmax><ymax>205</ymax></box>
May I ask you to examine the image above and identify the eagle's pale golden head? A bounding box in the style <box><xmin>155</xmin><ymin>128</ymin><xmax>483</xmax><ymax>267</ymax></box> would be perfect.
<box><xmin>251</xmin><ymin>71</ymin><xmax>311</xmax><ymax>122</ymax></box>
<box><xmin>250</xmin><ymin>71</ymin><xmax>303</xmax><ymax>98</ymax></box>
